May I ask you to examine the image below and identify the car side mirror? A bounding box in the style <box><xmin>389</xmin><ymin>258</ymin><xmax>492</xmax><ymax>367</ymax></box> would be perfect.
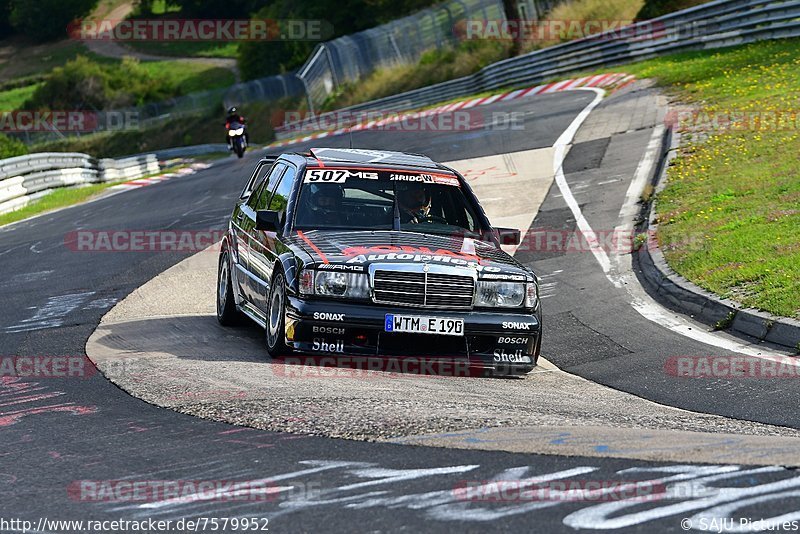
<box><xmin>495</xmin><ymin>227</ymin><xmax>520</xmax><ymax>245</ymax></box>
<box><xmin>256</xmin><ymin>210</ymin><xmax>281</xmax><ymax>232</ymax></box>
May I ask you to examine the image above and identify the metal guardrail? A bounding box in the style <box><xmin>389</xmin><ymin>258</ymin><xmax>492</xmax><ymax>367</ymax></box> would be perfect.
<box><xmin>0</xmin><ymin>153</ymin><xmax>159</xmax><ymax>215</ymax></box>
<box><xmin>276</xmin><ymin>0</ymin><xmax>800</xmax><ymax>139</ymax></box>
<box><xmin>296</xmin><ymin>0</ymin><xmax>510</xmax><ymax>114</ymax></box>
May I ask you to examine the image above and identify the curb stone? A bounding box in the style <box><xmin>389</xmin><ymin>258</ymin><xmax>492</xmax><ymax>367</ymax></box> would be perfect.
<box><xmin>635</xmin><ymin>121</ymin><xmax>800</xmax><ymax>351</ymax></box>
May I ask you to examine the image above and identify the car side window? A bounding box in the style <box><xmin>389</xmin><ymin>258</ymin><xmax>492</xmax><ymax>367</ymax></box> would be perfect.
<box><xmin>268</xmin><ymin>166</ymin><xmax>296</xmax><ymax>213</ymax></box>
<box><xmin>248</xmin><ymin>163</ymin><xmax>286</xmax><ymax>210</ymax></box>
<box><xmin>241</xmin><ymin>159</ymin><xmax>273</xmax><ymax>199</ymax></box>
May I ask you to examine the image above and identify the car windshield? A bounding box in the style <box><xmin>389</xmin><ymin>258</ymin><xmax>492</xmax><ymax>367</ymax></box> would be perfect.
<box><xmin>293</xmin><ymin>167</ymin><xmax>484</xmax><ymax>236</ymax></box>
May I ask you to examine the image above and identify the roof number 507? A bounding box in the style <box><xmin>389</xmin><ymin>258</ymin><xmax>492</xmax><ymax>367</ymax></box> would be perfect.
<box><xmin>305</xmin><ymin>169</ymin><xmax>348</xmax><ymax>183</ymax></box>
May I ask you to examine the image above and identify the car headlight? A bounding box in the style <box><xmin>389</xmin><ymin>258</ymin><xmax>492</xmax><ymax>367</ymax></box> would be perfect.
<box><xmin>475</xmin><ymin>281</ymin><xmax>525</xmax><ymax>308</ymax></box>
<box><xmin>299</xmin><ymin>269</ymin><xmax>370</xmax><ymax>299</ymax></box>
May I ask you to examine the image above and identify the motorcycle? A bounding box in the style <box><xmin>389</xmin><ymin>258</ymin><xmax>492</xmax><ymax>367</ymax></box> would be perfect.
<box><xmin>227</xmin><ymin>121</ymin><xmax>247</xmax><ymax>158</ymax></box>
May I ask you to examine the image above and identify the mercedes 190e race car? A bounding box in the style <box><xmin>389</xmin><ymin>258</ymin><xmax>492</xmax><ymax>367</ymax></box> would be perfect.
<box><xmin>216</xmin><ymin>148</ymin><xmax>541</xmax><ymax>375</ymax></box>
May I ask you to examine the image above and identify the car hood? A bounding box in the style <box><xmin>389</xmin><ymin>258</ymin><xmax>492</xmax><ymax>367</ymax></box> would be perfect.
<box><xmin>287</xmin><ymin>230</ymin><xmax>532</xmax><ymax>280</ymax></box>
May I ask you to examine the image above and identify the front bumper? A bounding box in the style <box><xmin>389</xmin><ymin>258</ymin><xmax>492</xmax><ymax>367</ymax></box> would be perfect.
<box><xmin>284</xmin><ymin>296</ymin><xmax>541</xmax><ymax>375</ymax></box>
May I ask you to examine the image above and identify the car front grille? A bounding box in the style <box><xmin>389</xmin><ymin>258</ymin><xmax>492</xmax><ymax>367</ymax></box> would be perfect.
<box><xmin>372</xmin><ymin>269</ymin><xmax>474</xmax><ymax>309</ymax></box>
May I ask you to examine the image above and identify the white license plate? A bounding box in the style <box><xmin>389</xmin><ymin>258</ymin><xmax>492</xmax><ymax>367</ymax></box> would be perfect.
<box><xmin>384</xmin><ymin>314</ymin><xmax>464</xmax><ymax>336</ymax></box>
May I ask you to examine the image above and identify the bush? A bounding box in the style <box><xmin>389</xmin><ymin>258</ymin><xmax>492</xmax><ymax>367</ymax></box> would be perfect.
<box><xmin>0</xmin><ymin>133</ymin><xmax>28</xmax><ymax>159</ymax></box>
<box><xmin>9</xmin><ymin>0</ymin><xmax>99</xmax><ymax>42</ymax></box>
<box><xmin>24</xmin><ymin>56</ymin><xmax>177</xmax><ymax>111</ymax></box>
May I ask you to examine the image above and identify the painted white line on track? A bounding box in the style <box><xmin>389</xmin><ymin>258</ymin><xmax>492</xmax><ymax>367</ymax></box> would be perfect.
<box><xmin>554</xmin><ymin>89</ymin><xmax>795</xmax><ymax>363</ymax></box>
<box><xmin>552</xmin><ymin>88</ymin><xmax>611</xmax><ymax>274</ymax></box>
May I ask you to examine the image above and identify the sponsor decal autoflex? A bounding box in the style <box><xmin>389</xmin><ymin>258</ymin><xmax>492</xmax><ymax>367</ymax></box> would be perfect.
<box><xmin>341</xmin><ymin>245</ymin><xmax>501</xmax><ymax>272</ymax></box>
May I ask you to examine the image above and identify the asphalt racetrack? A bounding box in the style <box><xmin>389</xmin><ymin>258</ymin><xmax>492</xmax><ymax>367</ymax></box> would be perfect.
<box><xmin>2</xmin><ymin>84</ymin><xmax>800</xmax><ymax>532</ymax></box>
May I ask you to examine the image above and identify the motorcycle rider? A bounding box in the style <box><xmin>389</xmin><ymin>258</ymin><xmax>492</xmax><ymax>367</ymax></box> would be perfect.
<box><xmin>224</xmin><ymin>106</ymin><xmax>249</xmax><ymax>149</ymax></box>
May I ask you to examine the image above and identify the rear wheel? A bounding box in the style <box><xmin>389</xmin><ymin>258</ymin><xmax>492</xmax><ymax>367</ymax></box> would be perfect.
<box><xmin>217</xmin><ymin>249</ymin><xmax>243</xmax><ymax>326</ymax></box>
<box><xmin>265</xmin><ymin>271</ymin><xmax>290</xmax><ymax>356</ymax></box>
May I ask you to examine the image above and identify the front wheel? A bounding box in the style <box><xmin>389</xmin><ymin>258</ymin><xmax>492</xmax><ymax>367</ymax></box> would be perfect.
<box><xmin>265</xmin><ymin>271</ymin><xmax>290</xmax><ymax>357</ymax></box>
<box><xmin>217</xmin><ymin>249</ymin><xmax>244</xmax><ymax>326</ymax></box>
<box><xmin>235</xmin><ymin>139</ymin><xmax>245</xmax><ymax>158</ymax></box>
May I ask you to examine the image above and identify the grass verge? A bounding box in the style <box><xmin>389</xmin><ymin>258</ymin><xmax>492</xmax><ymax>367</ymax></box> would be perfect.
<box><xmin>615</xmin><ymin>38</ymin><xmax>800</xmax><ymax>318</ymax></box>
<box><xmin>0</xmin><ymin>182</ymin><xmax>117</xmax><ymax>227</ymax></box>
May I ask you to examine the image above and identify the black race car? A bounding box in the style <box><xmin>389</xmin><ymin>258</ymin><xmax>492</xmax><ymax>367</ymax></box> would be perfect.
<box><xmin>216</xmin><ymin>148</ymin><xmax>541</xmax><ymax>375</ymax></box>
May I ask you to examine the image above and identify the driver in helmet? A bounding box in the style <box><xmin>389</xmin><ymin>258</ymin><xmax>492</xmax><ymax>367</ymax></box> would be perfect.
<box><xmin>303</xmin><ymin>184</ymin><xmax>344</xmax><ymax>227</ymax></box>
<box><xmin>397</xmin><ymin>183</ymin><xmax>433</xmax><ymax>224</ymax></box>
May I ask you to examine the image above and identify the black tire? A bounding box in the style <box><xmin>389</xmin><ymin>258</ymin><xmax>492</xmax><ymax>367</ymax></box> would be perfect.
<box><xmin>216</xmin><ymin>249</ymin><xmax>243</xmax><ymax>326</ymax></box>
<box><xmin>265</xmin><ymin>271</ymin><xmax>290</xmax><ymax>357</ymax></box>
<box><xmin>235</xmin><ymin>141</ymin><xmax>245</xmax><ymax>158</ymax></box>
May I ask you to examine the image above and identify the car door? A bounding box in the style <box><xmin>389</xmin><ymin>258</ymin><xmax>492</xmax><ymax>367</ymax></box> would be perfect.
<box><xmin>241</xmin><ymin>162</ymin><xmax>287</xmax><ymax>304</ymax></box>
<box><xmin>230</xmin><ymin>159</ymin><xmax>273</xmax><ymax>303</ymax></box>
<box><xmin>249</xmin><ymin>164</ymin><xmax>297</xmax><ymax>311</ymax></box>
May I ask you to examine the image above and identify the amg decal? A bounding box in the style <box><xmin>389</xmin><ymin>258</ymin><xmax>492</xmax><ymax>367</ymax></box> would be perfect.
<box><xmin>481</xmin><ymin>273</ymin><xmax>526</xmax><ymax>281</ymax></box>
<box><xmin>317</xmin><ymin>264</ymin><xmax>364</xmax><ymax>271</ymax></box>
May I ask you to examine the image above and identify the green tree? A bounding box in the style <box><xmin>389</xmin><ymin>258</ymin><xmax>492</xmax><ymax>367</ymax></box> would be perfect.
<box><xmin>237</xmin><ymin>0</ymin><xmax>441</xmax><ymax>80</ymax></box>
<box><xmin>9</xmin><ymin>0</ymin><xmax>99</xmax><ymax>42</ymax></box>
<box><xmin>0</xmin><ymin>0</ymin><xmax>13</xmax><ymax>38</ymax></box>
